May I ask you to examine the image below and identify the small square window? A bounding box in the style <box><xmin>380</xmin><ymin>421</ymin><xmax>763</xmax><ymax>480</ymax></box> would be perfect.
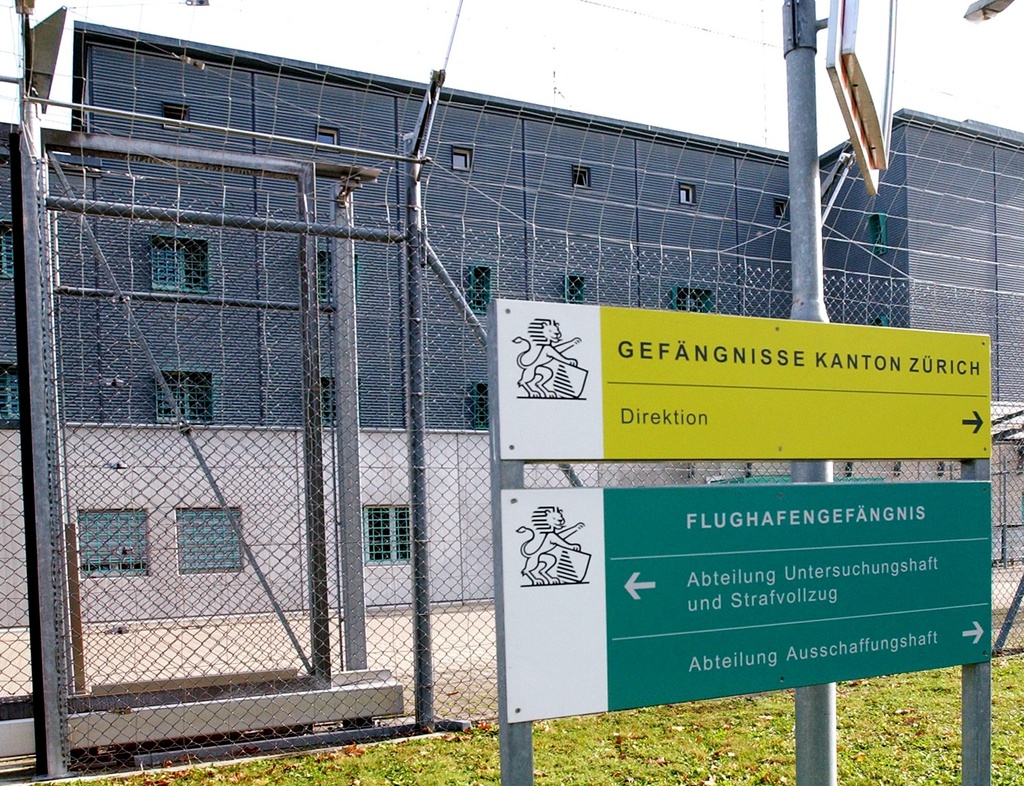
<box><xmin>868</xmin><ymin>213</ymin><xmax>888</xmax><ymax>256</ymax></box>
<box><xmin>571</xmin><ymin>165</ymin><xmax>591</xmax><ymax>188</ymax></box>
<box><xmin>78</xmin><ymin>510</ymin><xmax>148</xmax><ymax>576</ymax></box>
<box><xmin>451</xmin><ymin>146</ymin><xmax>473</xmax><ymax>171</ymax></box>
<box><xmin>177</xmin><ymin>508</ymin><xmax>242</xmax><ymax>574</ymax></box>
<box><xmin>871</xmin><ymin>313</ymin><xmax>891</xmax><ymax>327</ymax></box>
<box><xmin>320</xmin><ymin>375</ymin><xmax>336</xmax><ymax>426</ymax></box>
<box><xmin>0</xmin><ymin>222</ymin><xmax>13</xmax><ymax>279</ymax></box>
<box><xmin>467</xmin><ymin>265</ymin><xmax>492</xmax><ymax>314</ymax></box>
<box><xmin>0</xmin><ymin>365</ymin><xmax>18</xmax><ymax>421</ymax></box>
<box><xmin>156</xmin><ymin>370</ymin><xmax>213</xmax><ymax>424</ymax></box>
<box><xmin>773</xmin><ymin>198</ymin><xmax>788</xmax><ymax>219</ymax></box>
<box><xmin>363</xmin><ymin>506</ymin><xmax>411</xmax><ymax>563</ymax></box>
<box><xmin>670</xmin><ymin>286</ymin><xmax>713</xmax><ymax>314</ymax></box>
<box><xmin>469</xmin><ymin>381</ymin><xmax>489</xmax><ymax>430</ymax></box>
<box><xmin>678</xmin><ymin>183</ymin><xmax>696</xmax><ymax>205</ymax></box>
<box><xmin>316</xmin><ymin>239</ymin><xmax>333</xmax><ymax>304</ymax></box>
<box><xmin>161</xmin><ymin>102</ymin><xmax>190</xmax><ymax>129</ymax></box>
<box><xmin>564</xmin><ymin>273</ymin><xmax>585</xmax><ymax>304</ymax></box>
<box><xmin>315</xmin><ymin>125</ymin><xmax>338</xmax><ymax>145</ymax></box>
<box><xmin>151</xmin><ymin>235</ymin><xmax>210</xmax><ymax>293</ymax></box>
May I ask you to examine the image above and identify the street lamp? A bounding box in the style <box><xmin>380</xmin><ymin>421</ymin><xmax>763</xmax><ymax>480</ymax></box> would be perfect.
<box><xmin>964</xmin><ymin>0</ymin><xmax>1015</xmax><ymax>21</ymax></box>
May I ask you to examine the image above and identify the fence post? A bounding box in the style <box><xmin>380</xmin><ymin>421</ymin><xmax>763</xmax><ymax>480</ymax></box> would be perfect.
<box><xmin>297</xmin><ymin>164</ymin><xmax>332</xmax><ymax>682</ymax></box>
<box><xmin>11</xmin><ymin>126</ymin><xmax>69</xmax><ymax>777</ymax></box>
<box><xmin>961</xmin><ymin>458</ymin><xmax>991</xmax><ymax>786</ymax></box>
<box><xmin>332</xmin><ymin>183</ymin><xmax>368</xmax><ymax>671</ymax></box>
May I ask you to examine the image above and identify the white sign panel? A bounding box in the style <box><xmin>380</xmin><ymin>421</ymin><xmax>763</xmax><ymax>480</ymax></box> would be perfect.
<box><xmin>826</xmin><ymin>0</ymin><xmax>898</xmax><ymax>195</ymax></box>
<box><xmin>494</xmin><ymin>299</ymin><xmax>604</xmax><ymax>461</ymax></box>
<box><xmin>500</xmin><ymin>488</ymin><xmax>607</xmax><ymax>722</ymax></box>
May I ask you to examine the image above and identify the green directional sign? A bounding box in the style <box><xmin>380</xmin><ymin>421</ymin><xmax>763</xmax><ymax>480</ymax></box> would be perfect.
<box><xmin>499</xmin><ymin>482</ymin><xmax>991</xmax><ymax>722</ymax></box>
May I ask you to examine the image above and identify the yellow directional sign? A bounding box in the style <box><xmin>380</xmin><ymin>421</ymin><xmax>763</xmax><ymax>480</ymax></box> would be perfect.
<box><xmin>493</xmin><ymin>300</ymin><xmax>990</xmax><ymax>461</ymax></box>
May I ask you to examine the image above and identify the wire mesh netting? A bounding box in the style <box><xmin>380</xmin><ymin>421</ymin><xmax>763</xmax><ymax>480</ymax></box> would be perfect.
<box><xmin>0</xmin><ymin>11</ymin><xmax>1022</xmax><ymax>777</ymax></box>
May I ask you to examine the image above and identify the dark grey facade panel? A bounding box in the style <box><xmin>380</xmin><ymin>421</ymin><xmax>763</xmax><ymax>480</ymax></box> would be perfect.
<box><xmin>526</xmin><ymin>233</ymin><xmax>634</xmax><ymax>308</ymax></box>
<box><xmin>251</xmin><ymin>74</ymin><xmax>399</xmax><ymax>162</ymax></box>
<box><xmin>734</xmin><ymin>158</ymin><xmax>791</xmax><ymax>266</ymax></box>
<box><xmin>355</xmin><ymin>242</ymin><xmax>405</xmax><ymax>430</ymax></box>
<box><xmin>421</xmin><ymin>319</ymin><xmax>485</xmax><ymax>430</ymax></box>
<box><xmin>905</xmin><ymin>126</ymin><xmax>996</xmax><ymax>287</ymax></box>
<box><xmin>996</xmin><ymin>292</ymin><xmax>1024</xmax><ymax>400</ymax></box>
<box><xmin>994</xmin><ymin>147</ymin><xmax>1024</xmax><ymax>294</ymax></box>
<box><xmin>87</xmin><ymin>46</ymin><xmax>255</xmax><ymax>152</ymax></box>
<box><xmin>522</xmin><ymin>119</ymin><xmax>637</xmax><ymax>241</ymax></box>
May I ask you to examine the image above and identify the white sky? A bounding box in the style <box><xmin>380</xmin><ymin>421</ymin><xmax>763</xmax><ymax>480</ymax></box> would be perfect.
<box><xmin>0</xmin><ymin>0</ymin><xmax>1021</xmax><ymax>153</ymax></box>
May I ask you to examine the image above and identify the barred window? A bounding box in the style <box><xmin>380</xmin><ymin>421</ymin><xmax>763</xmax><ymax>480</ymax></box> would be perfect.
<box><xmin>868</xmin><ymin>213</ymin><xmax>888</xmax><ymax>256</ymax></box>
<box><xmin>0</xmin><ymin>365</ymin><xmax>18</xmax><ymax>421</ymax></box>
<box><xmin>151</xmin><ymin>235</ymin><xmax>210</xmax><ymax>293</ymax></box>
<box><xmin>469</xmin><ymin>382</ymin><xmax>489</xmax><ymax>430</ymax></box>
<box><xmin>467</xmin><ymin>265</ymin><xmax>492</xmax><ymax>313</ymax></box>
<box><xmin>316</xmin><ymin>239</ymin><xmax>333</xmax><ymax>304</ymax></box>
<box><xmin>670</xmin><ymin>286</ymin><xmax>713</xmax><ymax>314</ymax></box>
<box><xmin>78</xmin><ymin>510</ymin><xmax>148</xmax><ymax>576</ymax></box>
<box><xmin>0</xmin><ymin>222</ymin><xmax>13</xmax><ymax>279</ymax></box>
<box><xmin>320</xmin><ymin>375</ymin><xmax>336</xmax><ymax>426</ymax></box>
<box><xmin>363</xmin><ymin>506</ymin><xmax>411</xmax><ymax>563</ymax></box>
<box><xmin>156</xmin><ymin>370</ymin><xmax>213</xmax><ymax>424</ymax></box>
<box><xmin>177</xmin><ymin>508</ymin><xmax>242</xmax><ymax>573</ymax></box>
<box><xmin>564</xmin><ymin>273</ymin><xmax>585</xmax><ymax>304</ymax></box>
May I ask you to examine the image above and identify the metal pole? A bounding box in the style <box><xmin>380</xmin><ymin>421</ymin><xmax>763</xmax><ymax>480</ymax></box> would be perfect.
<box><xmin>297</xmin><ymin>165</ymin><xmax>332</xmax><ymax>683</ymax></box>
<box><xmin>405</xmin><ymin>137</ymin><xmax>434</xmax><ymax>730</ymax></box>
<box><xmin>11</xmin><ymin>126</ymin><xmax>69</xmax><ymax>776</ymax></box>
<box><xmin>332</xmin><ymin>184</ymin><xmax>368</xmax><ymax>670</ymax></box>
<box><xmin>489</xmin><ymin>307</ymin><xmax>534</xmax><ymax>786</ymax></box>
<box><xmin>783</xmin><ymin>2</ymin><xmax>836</xmax><ymax>785</ymax></box>
<box><xmin>403</xmin><ymin>70</ymin><xmax>445</xmax><ymax>732</ymax></box>
<box><xmin>961</xmin><ymin>458</ymin><xmax>992</xmax><ymax>786</ymax></box>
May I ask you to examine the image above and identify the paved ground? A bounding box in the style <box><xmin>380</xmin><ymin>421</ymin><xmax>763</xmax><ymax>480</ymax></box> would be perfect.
<box><xmin>1</xmin><ymin>569</ymin><xmax>1022</xmax><ymax>714</ymax></box>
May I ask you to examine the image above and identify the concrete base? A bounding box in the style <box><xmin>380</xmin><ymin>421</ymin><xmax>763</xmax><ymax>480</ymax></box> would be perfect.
<box><xmin>68</xmin><ymin>670</ymin><xmax>403</xmax><ymax>750</ymax></box>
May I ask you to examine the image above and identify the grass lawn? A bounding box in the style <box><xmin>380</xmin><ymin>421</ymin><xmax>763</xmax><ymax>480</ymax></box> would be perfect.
<box><xmin>84</xmin><ymin>656</ymin><xmax>1024</xmax><ymax>786</ymax></box>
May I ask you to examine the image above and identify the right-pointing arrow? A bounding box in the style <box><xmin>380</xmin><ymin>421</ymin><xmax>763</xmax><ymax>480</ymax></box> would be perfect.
<box><xmin>625</xmin><ymin>571</ymin><xmax>656</xmax><ymax>600</ymax></box>
<box><xmin>962</xmin><ymin>620</ymin><xmax>984</xmax><ymax>645</ymax></box>
<box><xmin>961</xmin><ymin>411</ymin><xmax>984</xmax><ymax>434</ymax></box>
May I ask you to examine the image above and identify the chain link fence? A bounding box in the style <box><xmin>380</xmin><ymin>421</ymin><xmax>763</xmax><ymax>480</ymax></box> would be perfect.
<box><xmin>0</xmin><ymin>122</ymin><xmax>1021</xmax><ymax>776</ymax></box>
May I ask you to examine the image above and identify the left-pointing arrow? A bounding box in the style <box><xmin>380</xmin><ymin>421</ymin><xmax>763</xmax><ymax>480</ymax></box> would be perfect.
<box><xmin>625</xmin><ymin>571</ymin><xmax>656</xmax><ymax>600</ymax></box>
<box><xmin>962</xmin><ymin>620</ymin><xmax>984</xmax><ymax>645</ymax></box>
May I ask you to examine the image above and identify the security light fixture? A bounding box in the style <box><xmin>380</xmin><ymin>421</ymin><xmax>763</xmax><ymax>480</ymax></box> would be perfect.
<box><xmin>964</xmin><ymin>0</ymin><xmax>1015</xmax><ymax>21</ymax></box>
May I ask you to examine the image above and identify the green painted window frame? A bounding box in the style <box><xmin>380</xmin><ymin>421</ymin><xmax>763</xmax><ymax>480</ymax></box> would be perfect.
<box><xmin>363</xmin><ymin>506</ymin><xmax>411</xmax><ymax>564</ymax></box>
<box><xmin>176</xmin><ymin>508</ymin><xmax>242</xmax><ymax>574</ymax></box>
<box><xmin>151</xmin><ymin>235</ymin><xmax>210</xmax><ymax>293</ymax></box>
<box><xmin>469</xmin><ymin>381</ymin><xmax>489</xmax><ymax>430</ymax></box>
<box><xmin>156</xmin><ymin>370</ymin><xmax>214</xmax><ymax>424</ymax></box>
<box><xmin>670</xmin><ymin>286</ymin><xmax>713</xmax><ymax>314</ymax></box>
<box><xmin>320</xmin><ymin>375</ymin><xmax>336</xmax><ymax>426</ymax></box>
<box><xmin>467</xmin><ymin>265</ymin><xmax>492</xmax><ymax>314</ymax></box>
<box><xmin>78</xmin><ymin>510</ymin><xmax>148</xmax><ymax>576</ymax></box>
<box><xmin>0</xmin><ymin>222</ymin><xmax>13</xmax><ymax>279</ymax></box>
<box><xmin>316</xmin><ymin>239</ymin><xmax>333</xmax><ymax>304</ymax></box>
<box><xmin>868</xmin><ymin>213</ymin><xmax>888</xmax><ymax>256</ymax></box>
<box><xmin>0</xmin><ymin>365</ymin><xmax>18</xmax><ymax>421</ymax></box>
<box><xmin>563</xmin><ymin>273</ymin><xmax>585</xmax><ymax>304</ymax></box>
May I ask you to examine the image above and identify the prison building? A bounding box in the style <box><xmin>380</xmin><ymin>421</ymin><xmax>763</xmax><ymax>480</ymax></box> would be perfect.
<box><xmin>0</xmin><ymin>22</ymin><xmax>1022</xmax><ymax>641</ymax></box>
